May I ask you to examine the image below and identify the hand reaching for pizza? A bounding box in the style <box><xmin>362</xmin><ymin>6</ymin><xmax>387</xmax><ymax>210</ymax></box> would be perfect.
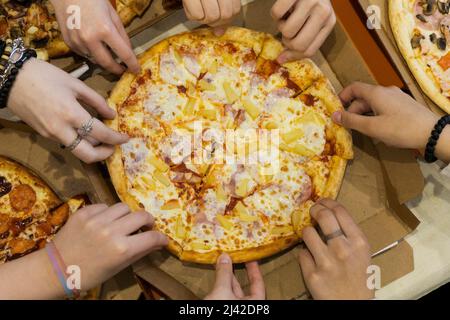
<box><xmin>204</xmin><ymin>254</ymin><xmax>266</xmax><ymax>300</ymax></box>
<box><xmin>52</xmin><ymin>203</ymin><xmax>168</xmax><ymax>292</ymax></box>
<box><xmin>8</xmin><ymin>59</ymin><xmax>129</xmax><ymax>164</ymax></box>
<box><xmin>182</xmin><ymin>0</ymin><xmax>241</xmax><ymax>36</ymax></box>
<box><xmin>299</xmin><ymin>199</ymin><xmax>374</xmax><ymax>300</ymax></box>
<box><xmin>333</xmin><ymin>82</ymin><xmax>450</xmax><ymax>163</ymax></box>
<box><xmin>50</xmin><ymin>0</ymin><xmax>140</xmax><ymax>75</ymax></box>
<box><xmin>272</xmin><ymin>0</ymin><xmax>336</xmax><ymax>63</ymax></box>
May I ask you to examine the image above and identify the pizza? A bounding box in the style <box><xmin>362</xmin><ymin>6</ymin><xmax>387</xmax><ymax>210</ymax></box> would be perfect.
<box><xmin>0</xmin><ymin>155</ymin><xmax>87</xmax><ymax>263</ymax></box>
<box><xmin>113</xmin><ymin>0</ymin><xmax>153</xmax><ymax>26</ymax></box>
<box><xmin>106</xmin><ymin>27</ymin><xmax>354</xmax><ymax>264</ymax></box>
<box><xmin>390</xmin><ymin>0</ymin><xmax>450</xmax><ymax>113</ymax></box>
<box><xmin>0</xmin><ymin>0</ymin><xmax>151</xmax><ymax>60</ymax></box>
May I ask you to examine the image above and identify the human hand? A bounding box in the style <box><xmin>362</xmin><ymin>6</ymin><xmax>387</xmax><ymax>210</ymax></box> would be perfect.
<box><xmin>51</xmin><ymin>0</ymin><xmax>139</xmax><ymax>74</ymax></box>
<box><xmin>53</xmin><ymin>203</ymin><xmax>168</xmax><ymax>291</ymax></box>
<box><xmin>332</xmin><ymin>83</ymin><xmax>446</xmax><ymax>155</ymax></box>
<box><xmin>271</xmin><ymin>0</ymin><xmax>336</xmax><ymax>63</ymax></box>
<box><xmin>182</xmin><ymin>0</ymin><xmax>241</xmax><ymax>36</ymax></box>
<box><xmin>205</xmin><ymin>253</ymin><xmax>265</xmax><ymax>300</ymax></box>
<box><xmin>299</xmin><ymin>199</ymin><xmax>374</xmax><ymax>300</ymax></box>
<box><xmin>8</xmin><ymin>58</ymin><xmax>128</xmax><ymax>164</ymax></box>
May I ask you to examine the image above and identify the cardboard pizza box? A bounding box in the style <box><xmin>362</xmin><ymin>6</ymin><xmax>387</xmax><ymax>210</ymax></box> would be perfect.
<box><xmin>0</xmin><ymin>0</ymin><xmax>424</xmax><ymax>300</ymax></box>
<box><xmin>78</xmin><ymin>0</ymin><xmax>424</xmax><ymax>299</ymax></box>
<box><xmin>357</xmin><ymin>0</ymin><xmax>447</xmax><ymax>116</ymax></box>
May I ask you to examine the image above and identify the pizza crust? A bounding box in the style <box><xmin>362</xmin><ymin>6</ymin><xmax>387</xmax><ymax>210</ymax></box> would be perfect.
<box><xmin>177</xmin><ymin>235</ymin><xmax>299</xmax><ymax>264</ymax></box>
<box><xmin>299</xmin><ymin>77</ymin><xmax>354</xmax><ymax>160</ymax></box>
<box><xmin>389</xmin><ymin>0</ymin><xmax>450</xmax><ymax>113</ymax></box>
<box><xmin>322</xmin><ymin>156</ymin><xmax>348</xmax><ymax>199</ymax></box>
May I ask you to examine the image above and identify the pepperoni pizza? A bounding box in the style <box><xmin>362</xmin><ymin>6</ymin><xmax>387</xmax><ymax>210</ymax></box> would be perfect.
<box><xmin>0</xmin><ymin>156</ymin><xmax>86</xmax><ymax>263</ymax></box>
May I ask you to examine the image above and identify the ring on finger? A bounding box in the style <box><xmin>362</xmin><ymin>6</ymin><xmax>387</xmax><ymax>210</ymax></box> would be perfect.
<box><xmin>78</xmin><ymin>117</ymin><xmax>95</xmax><ymax>138</ymax></box>
<box><xmin>60</xmin><ymin>134</ymin><xmax>83</xmax><ymax>151</ymax></box>
<box><xmin>324</xmin><ymin>229</ymin><xmax>345</xmax><ymax>243</ymax></box>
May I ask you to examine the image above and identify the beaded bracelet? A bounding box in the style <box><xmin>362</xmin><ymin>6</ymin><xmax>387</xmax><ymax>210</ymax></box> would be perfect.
<box><xmin>0</xmin><ymin>38</ymin><xmax>36</xmax><ymax>109</ymax></box>
<box><xmin>424</xmin><ymin>115</ymin><xmax>450</xmax><ymax>163</ymax></box>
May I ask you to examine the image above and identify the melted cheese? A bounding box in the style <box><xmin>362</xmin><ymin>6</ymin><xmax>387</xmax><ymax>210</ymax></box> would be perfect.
<box><xmin>144</xmin><ymin>82</ymin><xmax>187</xmax><ymax>122</ymax></box>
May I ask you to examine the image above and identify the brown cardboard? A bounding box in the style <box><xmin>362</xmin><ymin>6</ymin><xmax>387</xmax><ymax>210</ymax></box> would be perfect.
<box><xmin>84</xmin><ymin>0</ymin><xmax>424</xmax><ymax>299</ymax></box>
<box><xmin>358</xmin><ymin>0</ymin><xmax>447</xmax><ymax>116</ymax></box>
<box><xmin>0</xmin><ymin>0</ymin><xmax>423</xmax><ymax>299</ymax></box>
<box><xmin>0</xmin><ymin>0</ymin><xmax>424</xmax><ymax>300</ymax></box>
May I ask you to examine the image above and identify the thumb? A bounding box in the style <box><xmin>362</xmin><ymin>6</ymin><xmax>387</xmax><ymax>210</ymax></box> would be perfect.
<box><xmin>277</xmin><ymin>50</ymin><xmax>303</xmax><ymax>64</ymax></box>
<box><xmin>213</xmin><ymin>253</ymin><xmax>234</xmax><ymax>291</ymax></box>
<box><xmin>332</xmin><ymin>110</ymin><xmax>373</xmax><ymax>133</ymax></box>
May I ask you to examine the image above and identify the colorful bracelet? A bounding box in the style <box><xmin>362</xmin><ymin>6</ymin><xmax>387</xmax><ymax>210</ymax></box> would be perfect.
<box><xmin>0</xmin><ymin>38</ymin><xmax>36</xmax><ymax>109</ymax></box>
<box><xmin>45</xmin><ymin>241</ymin><xmax>80</xmax><ymax>299</ymax></box>
<box><xmin>425</xmin><ymin>115</ymin><xmax>450</xmax><ymax>163</ymax></box>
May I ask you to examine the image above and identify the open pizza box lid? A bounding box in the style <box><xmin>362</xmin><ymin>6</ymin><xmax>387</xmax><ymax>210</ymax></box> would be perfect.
<box><xmin>0</xmin><ymin>0</ymin><xmax>424</xmax><ymax>300</ymax></box>
<box><xmin>357</xmin><ymin>0</ymin><xmax>448</xmax><ymax>116</ymax></box>
<box><xmin>85</xmin><ymin>0</ymin><xmax>423</xmax><ymax>299</ymax></box>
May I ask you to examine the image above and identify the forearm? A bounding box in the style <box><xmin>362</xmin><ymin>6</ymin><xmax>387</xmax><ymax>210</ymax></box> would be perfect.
<box><xmin>0</xmin><ymin>249</ymin><xmax>64</xmax><ymax>299</ymax></box>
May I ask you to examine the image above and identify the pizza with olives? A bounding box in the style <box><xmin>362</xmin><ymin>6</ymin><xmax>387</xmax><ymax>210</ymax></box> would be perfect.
<box><xmin>0</xmin><ymin>155</ymin><xmax>87</xmax><ymax>263</ymax></box>
<box><xmin>0</xmin><ymin>0</ymin><xmax>151</xmax><ymax>60</ymax></box>
<box><xmin>106</xmin><ymin>27</ymin><xmax>353</xmax><ymax>264</ymax></box>
<box><xmin>390</xmin><ymin>0</ymin><xmax>450</xmax><ymax>113</ymax></box>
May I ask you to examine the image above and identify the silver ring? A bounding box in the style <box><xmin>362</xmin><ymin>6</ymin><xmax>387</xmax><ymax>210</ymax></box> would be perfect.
<box><xmin>63</xmin><ymin>135</ymin><xmax>83</xmax><ymax>151</ymax></box>
<box><xmin>78</xmin><ymin>117</ymin><xmax>95</xmax><ymax>138</ymax></box>
<box><xmin>324</xmin><ymin>229</ymin><xmax>345</xmax><ymax>243</ymax></box>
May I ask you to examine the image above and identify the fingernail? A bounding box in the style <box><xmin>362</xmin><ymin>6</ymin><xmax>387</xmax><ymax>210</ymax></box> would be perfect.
<box><xmin>277</xmin><ymin>55</ymin><xmax>286</xmax><ymax>64</ymax></box>
<box><xmin>132</xmin><ymin>66</ymin><xmax>141</xmax><ymax>74</ymax></box>
<box><xmin>332</xmin><ymin>111</ymin><xmax>342</xmax><ymax>124</ymax></box>
<box><xmin>218</xmin><ymin>253</ymin><xmax>231</xmax><ymax>265</ymax></box>
<box><xmin>160</xmin><ymin>233</ymin><xmax>169</xmax><ymax>245</ymax></box>
<box><xmin>108</xmin><ymin>109</ymin><xmax>117</xmax><ymax>119</ymax></box>
<box><xmin>214</xmin><ymin>27</ymin><xmax>226</xmax><ymax>36</ymax></box>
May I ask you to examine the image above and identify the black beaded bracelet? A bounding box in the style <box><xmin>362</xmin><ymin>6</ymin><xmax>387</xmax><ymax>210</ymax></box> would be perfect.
<box><xmin>0</xmin><ymin>40</ymin><xmax>7</xmax><ymax>59</ymax></box>
<box><xmin>0</xmin><ymin>38</ymin><xmax>36</xmax><ymax>109</ymax></box>
<box><xmin>424</xmin><ymin>115</ymin><xmax>450</xmax><ymax>163</ymax></box>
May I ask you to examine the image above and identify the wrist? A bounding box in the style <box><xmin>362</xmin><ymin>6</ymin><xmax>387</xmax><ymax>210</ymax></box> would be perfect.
<box><xmin>8</xmin><ymin>57</ymin><xmax>36</xmax><ymax>108</ymax></box>
<box><xmin>36</xmin><ymin>248</ymin><xmax>67</xmax><ymax>299</ymax></box>
<box><xmin>436</xmin><ymin>124</ymin><xmax>450</xmax><ymax>164</ymax></box>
